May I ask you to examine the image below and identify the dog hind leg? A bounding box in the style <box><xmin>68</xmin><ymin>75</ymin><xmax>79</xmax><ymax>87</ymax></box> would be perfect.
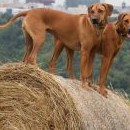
<box><xmin>27</xmin><ymin>30</ymin><xmax>46</xmax><ymax>65</ymax></box>
<box><xmin>23</xmin><ymin>30</ymin><xmax>33</xmax><ymax>64</ymax></box>
<box><xmin>49</xmin><ymin>39</ymin><xmax>64</xmax><ymax>74</ymax></box>
<box><xmin>65</xmin><ymin>48</ymin><xmax>74</xmax><ymax>79</ymax></box>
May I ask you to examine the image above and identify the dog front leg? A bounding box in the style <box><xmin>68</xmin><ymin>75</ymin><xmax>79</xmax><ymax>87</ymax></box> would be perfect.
<box><xmin>80</xmin><ymin>48</ymin><xmax>90</xmax><ymax>89</ymax></box>
<box><xmin>98</xmin><ymin>56</ymin><xmax>113</xmax><ymax>97</ymax></box>
<box><xmin>86</xmin><ymin>50</ymin><xmax>95</xmax><ymax>86</ymax></box>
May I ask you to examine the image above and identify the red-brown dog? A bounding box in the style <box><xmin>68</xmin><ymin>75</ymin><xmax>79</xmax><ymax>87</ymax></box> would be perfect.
<box><xmin>50</xmin><ymin>13</ymin><xmax>130</xmax><ymax>97</ymax></box>
<box><xmin>0</xmin><ymin>3</ymin><xmax>113</xmax><ymax>96</ymax></box>
<box><xmin>96</xmin><ymin>12</ymin><xmax>130</xmax><ymax>96</ymax></box>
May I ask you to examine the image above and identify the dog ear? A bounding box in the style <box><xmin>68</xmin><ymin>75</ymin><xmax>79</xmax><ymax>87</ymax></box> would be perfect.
<box><xmin>117</xmin><ymin>13</ymin><xmax>127</xmax><ymax>27</ymax></box>
<box><xmin>116</xmin><ymin>13</ymin><xmax>127</xmax><ymax>34</ymax></box>
<box><xmin>88</xmin><ymin>4</ymin><xmax>94</xmax><ymax>14</ymax></box>
<box><xmin>117</xmin><ymin>13</ymin><xmax>127</xmax><ymax>21</ymax></box>
<box><xmin>102</xmin><ymin>3</ymin><xmax>113</xmax><ymax>16</ymax></box>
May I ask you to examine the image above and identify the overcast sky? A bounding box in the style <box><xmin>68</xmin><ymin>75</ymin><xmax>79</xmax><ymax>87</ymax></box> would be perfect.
<box><xmin>105</xmin><ymin>0</ymin><xmax>130</xmax><ymax>6</ymax></box>
<box><xmin>55</xmin><ymin>0</ymin><xmax>130</xmax><ymax>6</ymax></box>
<box><xmin>20</xmin><ymin>0</ymin><xmax>130</xmax><ymax>6</ymax></box>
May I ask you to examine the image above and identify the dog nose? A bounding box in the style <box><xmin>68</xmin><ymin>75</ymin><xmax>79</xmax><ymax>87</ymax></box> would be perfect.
<box><xmin>91</xmin><ymin>16</ymin><xmax>98</xmax><ymax>24</ymax></box>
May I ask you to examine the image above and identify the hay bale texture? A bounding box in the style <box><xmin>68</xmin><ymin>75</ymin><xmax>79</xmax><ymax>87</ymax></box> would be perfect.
<box><xmin>0</xmin><ymin>63</ymin><xmax>130</xmax><ymax>130</ymax></box>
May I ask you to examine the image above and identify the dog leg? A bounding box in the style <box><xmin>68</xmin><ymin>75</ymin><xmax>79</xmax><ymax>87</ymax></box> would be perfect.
<box><xmin>86</xmin><ymin>49</ymin><xmax>95</xmax><ymax>86</ymax></box>
<box><xmin>23</xmin><ymin>30</ymin><xmax>33</xmax><ymax>64</ymax></box>
<box><xmin>49</xmin><ymin>39</ymin><xmax>64</xmax><ymax>74</ymax></box>
<box><xmin>80</xmin><ymin>47</ymin><xmax>91</xmax><ymax>89</ymax></box>
<box><xmin>98</xmin><ymin>56</ymin><xmax>114</xmax><ymax>97</ymax></box>
<box><xmin>27</xmin><ymin>32</ymin><xmax>46</xmax><ymax>65</ymax></box>
<box><xmin>66</xmin><ymin>48</ymin><xmax>74</xmax><ymax>79</ymax></box>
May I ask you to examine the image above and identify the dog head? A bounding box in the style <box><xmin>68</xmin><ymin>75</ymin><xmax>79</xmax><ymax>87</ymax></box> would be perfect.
<box><xmin>116</xmin><ymin>13</ymin><xmax>130</xmax><ymax>38</ymax></box>
<box><xmin>88</xmin><ymin>3</ymin><xmax>113</xmax><ymax>26</ymax></box>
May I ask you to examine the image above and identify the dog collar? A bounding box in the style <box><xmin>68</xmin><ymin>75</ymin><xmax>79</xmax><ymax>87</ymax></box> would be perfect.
<box><xmin>98</xmin><ymin>24</ymin><xmax>106</xmax><ymax>29</ymax></box>
<box><xmin>97</xmin><ymin>20</ymin><xmax>108</xmax><ymax>30</ymax></box>
<box><xmin>116</xmin><ymin>28</ymin><xmax>126</xmax><ymax>37</ymax></box>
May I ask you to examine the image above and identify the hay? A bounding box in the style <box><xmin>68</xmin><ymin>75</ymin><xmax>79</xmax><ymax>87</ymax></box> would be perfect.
<box><xmin>0</xmin><ymin>63</ymin><xmax>130</xmax><ymax>130</ymax></box>
<box><xmin>0</xmin><ymin>63</ymin><xmax>82</xmax><ymax>130</ymax></box>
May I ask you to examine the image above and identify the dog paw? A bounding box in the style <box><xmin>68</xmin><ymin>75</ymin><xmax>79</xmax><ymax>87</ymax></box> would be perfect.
<box><xmin>82</xmin><ymin>82</ymin><xmax>90</xmax><ymax>90</ymax></box>
<box><xmin>88</xmin><ymin>81</ymin><xmax>94</xmax><ymax>88</ymax></box>
<box><xmin>70</xmin><ymin>75</ymin><xmax>75</xmax><ymax>80</ymax></box>
<box><xmin>98</xmin><ymin>88</ymin><xmax>108</xmax><ymax>98</ymax></box>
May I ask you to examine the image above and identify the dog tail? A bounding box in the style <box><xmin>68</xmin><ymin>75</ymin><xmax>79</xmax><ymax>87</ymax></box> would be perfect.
<box><xmin>0</xmin><ymin>11</ymin><xmax>28</xmax><ymax>29</ymax></box>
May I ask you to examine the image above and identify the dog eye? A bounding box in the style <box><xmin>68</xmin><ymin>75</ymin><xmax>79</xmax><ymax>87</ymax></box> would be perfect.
<box><xmin>124</xmin><ymin>19</ymin><xmax>129</xmax><ymax>23</ymax></box>
<box><xmin>98</xmin><ymin>9</ymin><xmax>103</xmax><ymax>13</ymax></box>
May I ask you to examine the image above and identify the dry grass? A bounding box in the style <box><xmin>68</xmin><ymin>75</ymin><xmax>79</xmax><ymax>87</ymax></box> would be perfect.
<box><xmin>0</xmin><ymin>63</ymin><xmax>82</xmax><ymax>130</ymax></box>
<box><xmin>0</xmin><ymin>63</ymin><xmax>130</xmax><ymax>130</ymax></box>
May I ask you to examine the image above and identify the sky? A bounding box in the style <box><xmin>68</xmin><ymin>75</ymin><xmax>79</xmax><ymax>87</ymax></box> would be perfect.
<box><xmin>19</xmin><ymin>0</ymin><xmax>130</xmax><ymax>6</ymax></box>
<box><xmin>55</xmin><ymin>0</ymin><xmax>130</xmax><ymax>6</ymax></box>
<box><xmin>105</xmin><ymin>0</ymin><xmax>130</xmax><ymax>6</ymax></box>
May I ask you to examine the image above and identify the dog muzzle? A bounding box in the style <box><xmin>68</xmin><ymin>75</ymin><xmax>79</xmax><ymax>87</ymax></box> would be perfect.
<box><xmin>91</xmin><ymin>16</ymin><xmax>99</xmax><ymax>25</ymax></box>
<box><xmin>127</xmin><ymin>28</ymin><xmax>130</xmax><ymax>38</ymax></box>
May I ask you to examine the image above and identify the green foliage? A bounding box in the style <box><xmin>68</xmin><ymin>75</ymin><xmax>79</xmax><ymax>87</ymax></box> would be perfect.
<box><xmin>0</xmin><ymin>14</ymin><xmax>130</xmax><ymax>98</ymax></box>
<box><xmin>0</xmin><ymin>14</ymin><xmax>24</xmax><ymax>63</ymax></box>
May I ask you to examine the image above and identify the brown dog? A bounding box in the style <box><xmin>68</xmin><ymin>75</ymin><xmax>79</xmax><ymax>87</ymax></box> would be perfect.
<box><xmin>49</xmin><ymin>13</ymin><xmax>130</xmax><ymax>97</ymax></box>
<box><xmin>96</xmin><ymin>12</ymin><xmax>130</xmax><ymax>96</ymax></box>
<box><xmin>86</xmin><ymin>13</ymin><xmax>130</xmax><ymax>97</ymax></box>
<box><xmin>49</xmin><ymin>4</ymin><xmax>113</xmax><ymax>79</ymax></box>
<box><xmin>0</xmin><ymin>3</ymin><xmax>113</xmax><ymax>95</ymax></box>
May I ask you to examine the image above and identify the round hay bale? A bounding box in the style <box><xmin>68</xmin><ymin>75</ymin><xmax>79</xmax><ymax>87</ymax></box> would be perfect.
<box><xmin>0</xmin><ymin>63</ymin><xmax>82</xmax><ymax>130</ymax></box>
<box><xmin>0</xmin><ymin>63</ymin><xmax>130</xmax><ymax>130</ymax></box>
